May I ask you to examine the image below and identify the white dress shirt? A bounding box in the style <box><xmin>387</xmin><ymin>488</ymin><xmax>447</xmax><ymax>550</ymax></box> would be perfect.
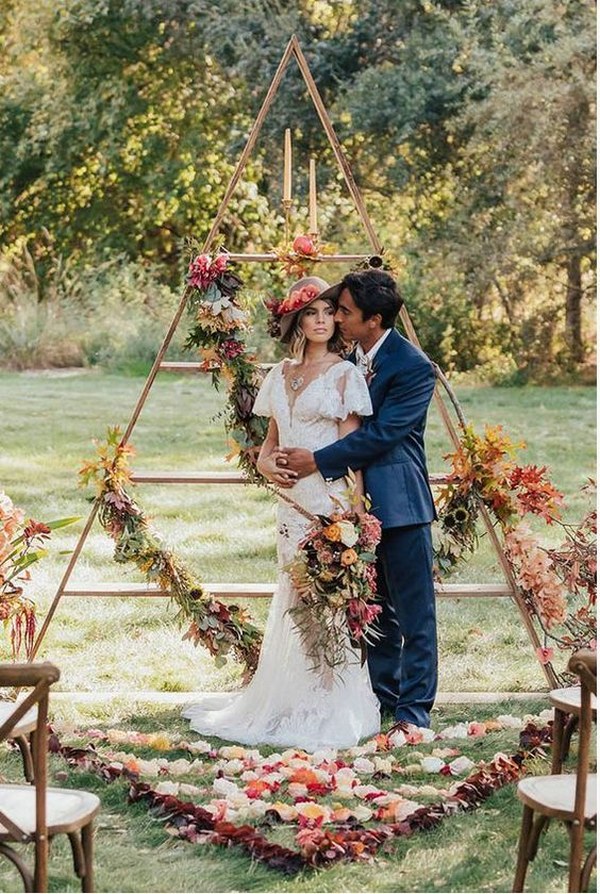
<box><xmin>354</xmin><ymin>328</ymin><xmax>392</xmax><ymax>376</ymax></box>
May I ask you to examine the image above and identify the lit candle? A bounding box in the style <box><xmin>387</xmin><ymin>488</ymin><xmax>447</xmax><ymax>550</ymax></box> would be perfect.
<box><xmin>283</xmin><ymin>128</ymin><xmax>292</xmax><ymax>202</ymax></box>
<box><xmin>309</xmin><ymin>157</ymin><xmax>317</xmax><ymax>233</ymax></box>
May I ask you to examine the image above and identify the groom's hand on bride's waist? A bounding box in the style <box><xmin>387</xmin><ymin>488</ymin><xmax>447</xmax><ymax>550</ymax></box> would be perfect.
<box><xmin>277</xmin><ymin>448</ymin><xmax>317</xmax><ymax>478</ymax></box>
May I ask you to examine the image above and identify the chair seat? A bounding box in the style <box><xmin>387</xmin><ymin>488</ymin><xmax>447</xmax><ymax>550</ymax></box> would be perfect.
<box><xmin>517</xmin><ymin>772</ymin><xmax>597</xmax><ymax>821</ymax></box>
<box><xmin>549</xmin><ymin>685</ymin><xmax>598</xmax><ymax>715</ymax></box>
<box><xmin>0</xmin><ymin>784</ymin><xmax>100</xmax><ymax>837</ymax></box>
<box><xmin>0</xmin><ymin>701</ymin><xmax>37</xmax><ymax>738</ymax></box>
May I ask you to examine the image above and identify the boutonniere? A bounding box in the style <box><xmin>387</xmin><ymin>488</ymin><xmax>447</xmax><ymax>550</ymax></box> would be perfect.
<box><xmin>365</xmin><ymin>359</ymin><xmax>377</xmax><ymax>386</ymax></box>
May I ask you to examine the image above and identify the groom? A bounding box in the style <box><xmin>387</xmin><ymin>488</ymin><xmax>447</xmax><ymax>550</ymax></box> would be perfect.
<box><xmin>277</xmin><ymin>268</ymin><xmax>438</xmax><ymax>729</ymax></box>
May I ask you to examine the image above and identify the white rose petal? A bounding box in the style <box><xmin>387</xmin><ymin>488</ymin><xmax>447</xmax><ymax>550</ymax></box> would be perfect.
<box><xmin>421</xmin><ymin>756</ymin><xmax>445</xmax><ymax>773</ymax></box>
<box><xmin>352</xmin><ymin>805</ymin><xmax>373</xmax><ymax>822</ymax></box>
<box><xmin>309</xmin><ymin>749</ymin><xmax>338</xmax><ymax>764</ymax></box>
<box><xmin>213</xmin><ymin>777</ymin><xmax>240</xmax><ymax>797</ymax></box>
<box><xmin>496</xmin><ymin>715</ymin><xmax>524</xmax><ymax>729</ymax></box>
<box><xmin>395</xmin><ymin>799</ymin><xmax>422</xmax><ymax>821</ymax></box>
<box><xmin>353</xmin><ymin>757</ymin><xmax>376</xmax><ymax>774</ymax></box>
<box><xmin>438</xmin><ymin>723</ymin><xmax>469</xmax><ymax>740</ymax></box>
<box><xmin>187</xmin><ymin>739</ymin><xmax>213</xmax><ymax>754</ymax></box>
<box><xmin>241</xmin><ymin>770</ymin><xmax>259</xmax><ymax>782</ymax></box>
<box><xmin>448</xmin><ymin>756</ymin><xmax>475</xmax><ymax>776</ymax></box>
<box><xmin>388</xmin><ymin>730</ymin><xmax>407</xmax><ymax>748</ymax></box>
<box><xmin>179</xmin><ymin>783</ymin><xmax>202</xmax><ymax>797</ymax></box>
<box><xmin>338</xmin><ymin>520</ymin><xmax>359</xmax><ymax>547</ymax></box>
<box><xmin>373</xmin><ymin>757</ymin><xmax>394</xmax><ymax>774</ymax></box>
<box><xmin>155</xmin><ymin>781</ymin><xmax>180</xmax><ymax>795</ymax></box>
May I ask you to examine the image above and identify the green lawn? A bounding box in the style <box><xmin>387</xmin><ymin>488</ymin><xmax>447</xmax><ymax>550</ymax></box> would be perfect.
<box><xmin>0</xmin><ymin>371</ymin><xmax>595</xmax><ymax>694</ymax></box>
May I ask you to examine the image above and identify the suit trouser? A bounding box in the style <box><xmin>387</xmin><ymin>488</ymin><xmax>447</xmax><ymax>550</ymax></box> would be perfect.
<box><xmin>366</xmin><ymin>523</ymin><xmax>438</xmax><ymax>728</ymax></box>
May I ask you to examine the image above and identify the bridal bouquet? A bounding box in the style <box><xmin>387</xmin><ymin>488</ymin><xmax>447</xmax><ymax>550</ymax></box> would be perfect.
<box><xmin>286</xmin><ymin>503</ymin><xmax>383</xmax><ymax>674</ymax></box>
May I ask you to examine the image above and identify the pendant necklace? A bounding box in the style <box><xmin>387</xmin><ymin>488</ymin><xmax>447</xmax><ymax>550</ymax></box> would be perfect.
<box><xmin>290</xmin><ymin>374</ymin><xmax>304</xmax><ymax>391</ymax></box>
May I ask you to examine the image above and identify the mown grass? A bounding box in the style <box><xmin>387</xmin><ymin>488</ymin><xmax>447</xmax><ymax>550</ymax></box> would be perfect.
<box><xmin>0</xmin><ymin>372</ymin><xmax>595</xmax><ymax>695</ymax></box>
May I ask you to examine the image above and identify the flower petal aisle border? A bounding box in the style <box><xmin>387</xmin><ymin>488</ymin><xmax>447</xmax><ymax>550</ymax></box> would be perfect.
<box><xmin>48</xmin><ymin>713</ymin><xmax>553</xmax><ymax>874</ymax></box>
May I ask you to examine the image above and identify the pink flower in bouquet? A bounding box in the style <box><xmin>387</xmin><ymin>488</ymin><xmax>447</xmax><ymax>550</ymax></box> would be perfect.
<box><xmin>358</xmin><ymin>514</ymin><xmax>382</xmax><ymax>550</ymax></box>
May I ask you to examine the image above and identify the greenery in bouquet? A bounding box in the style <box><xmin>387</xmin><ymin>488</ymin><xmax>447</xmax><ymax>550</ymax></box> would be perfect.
<box><xmin>184</xmin><ymin>248</ymin><xmax>268</xmax><ymax>481</ymax></box>
<box><xmin>79</xmin><ymin>427</ymin><xmax>262</xmax><ymax>675</ymax></box>
<box><xmin>0</xmin><ymin>491</ymin><xmax>77</xmax><ymax>657</ymax></box>
<box><xmin>285</xmin><ymin>483</ymin><xmax>382</xmax><ymax>675</ymax></box>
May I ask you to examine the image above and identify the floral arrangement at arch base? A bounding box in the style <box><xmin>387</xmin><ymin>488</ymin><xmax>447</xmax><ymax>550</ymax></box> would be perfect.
<box><xmin>0</xmin><ymin>491</ymin><xmax>77</xmax><ymax>657</ymax></box>
<box><xmin>435</xmin><ymin>423</ymin><xmax>596</xmax><ymax>684</ymax></box>
<box><xmin>79</xmin><ymin>428</ymin><xmax>262</xmax><ymax>675</ymax></box>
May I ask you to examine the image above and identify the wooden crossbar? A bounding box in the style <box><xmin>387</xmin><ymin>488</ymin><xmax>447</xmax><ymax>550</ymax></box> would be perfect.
<box><xmin>62</xmin><ymin>582</ymin><xmax>512</xmax><ymax>599</ymax></box>
<box><xmin>129</xmin><ymin>470</ymin><xmax>452</xmax><ymax>485</ymax></box>
<box><xmin>159</xmin><ymin>361</ymin><xmax>273</xmax><ymax>373</ymax></box>
<box><xmin>223</xmin><ymin>253</ymin><xmax>374</xmax><ymax>262</ymax></box>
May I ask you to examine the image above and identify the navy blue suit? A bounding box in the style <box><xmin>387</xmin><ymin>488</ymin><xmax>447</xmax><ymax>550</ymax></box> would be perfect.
<box><xmin>314</xmin><ymin>328</ymin><xmax>438</xmax><ymax>727</ymax></box>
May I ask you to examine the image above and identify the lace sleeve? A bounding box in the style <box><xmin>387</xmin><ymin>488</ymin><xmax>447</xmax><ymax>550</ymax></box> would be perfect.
<box><xmin>322</xmin><ymin>364</ymin><xmax>373</xmax><ymax>420</ymax></box>
<box><xmin>252</xmin><ymin>364</ymin><xmax>278</xmax><ymax>417</ymax></box>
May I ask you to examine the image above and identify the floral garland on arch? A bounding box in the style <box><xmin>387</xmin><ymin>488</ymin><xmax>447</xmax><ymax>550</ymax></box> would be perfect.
<box><xmin>435</xmin><ymin>424</ymin><xmax>596</xmax><ymax>684</ymax></box>
<box><xmin>184</xmin><ymin>250</ymin><xmax>267</xmax><ymax>481</ymax></box>
<box><xmin>79</xmin><ymin>428</ymin><xmax>262</xmax><ymax>675</ymax></box>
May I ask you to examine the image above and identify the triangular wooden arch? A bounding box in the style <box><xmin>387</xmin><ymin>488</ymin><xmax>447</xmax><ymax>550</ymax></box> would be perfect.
<box><xmin>31</xmin><ymin>36</ymin><xmax>556</xmax><ymax>689</ymax></box>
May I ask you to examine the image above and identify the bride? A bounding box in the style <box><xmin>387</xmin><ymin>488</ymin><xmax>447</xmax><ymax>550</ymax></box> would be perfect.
<box><xmin>182</xmin><ymin>276</ymin><xmax>380</xmax><ymax>750</ymax></box>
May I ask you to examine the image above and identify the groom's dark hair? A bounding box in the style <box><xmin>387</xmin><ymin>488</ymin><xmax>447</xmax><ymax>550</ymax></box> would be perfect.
<box><xmin>340</xmin><ymin>270</ymin><xmax>403</xmax><ymax>328</ymax></box>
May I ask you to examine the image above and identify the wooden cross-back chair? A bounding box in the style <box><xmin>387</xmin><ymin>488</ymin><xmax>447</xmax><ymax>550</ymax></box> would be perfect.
<box><xmin>0</xmin><ymin>662</ymin><xmax>100</xmax><ymax>893</ymax></box>
<box><xmin>513</xmin><ymin>649</ymin><xmax>597</xmax><ymax>893</ymax></box>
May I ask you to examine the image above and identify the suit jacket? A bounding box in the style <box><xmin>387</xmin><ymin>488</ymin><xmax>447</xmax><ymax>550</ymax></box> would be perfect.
<box><xmin>314</xmin><ymin>328</ymin><xmax>436</xmax><ymax>529</ymax></box>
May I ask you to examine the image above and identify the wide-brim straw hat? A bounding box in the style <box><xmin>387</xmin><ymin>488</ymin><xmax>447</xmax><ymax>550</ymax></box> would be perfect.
<box><xmin>279</xmin><ymin>275</ymin><xmax>336</xmax><ymax>343</ymax></box>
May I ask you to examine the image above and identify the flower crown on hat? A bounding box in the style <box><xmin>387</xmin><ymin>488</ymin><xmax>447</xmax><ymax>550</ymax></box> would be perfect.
<box><xmin>264</xmin><ymin>282</ymin><xmax>325</xmax><ymax>339</ymax></box>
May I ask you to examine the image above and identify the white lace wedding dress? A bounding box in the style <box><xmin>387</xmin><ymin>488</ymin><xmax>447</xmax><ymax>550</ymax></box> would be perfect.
<box><xmin>182</xmin><ymin>359</ymin><xmax>381</xmax><ymax>750</ymax></box>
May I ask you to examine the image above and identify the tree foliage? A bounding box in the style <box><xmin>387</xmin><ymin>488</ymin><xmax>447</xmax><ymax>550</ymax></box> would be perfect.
<box><xmin>0</xmin><ymin>0</ymin><xmax>595</xmax><ymax>374</ymax></box>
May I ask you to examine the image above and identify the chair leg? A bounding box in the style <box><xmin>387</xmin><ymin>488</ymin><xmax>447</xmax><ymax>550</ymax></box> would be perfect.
<box><xmin>551</xmin><ymin>708</ymin><xmax>567</xmax><ymax>774</ymax></box>
<box><xmin>580</xmin><ymin>845</ymin><xmax>596</xmax><ymax>892</ymax></box>
<box><xmin>513</xmin><ymin>805</ymin><xmax>534</xmax><ymax>892</ymax></box>
<box><xmin>68</xmin><ymin>831</ymin><xmax>85</xmax><ymax>878</ymax></box>
<box><xmin>0</xmin><ymin>842</ymin><xmax>35</xmax><ymax>892</ymax></box>
<box><xmin>568</xmin><ymin>820</ymin><xmax>585</xmax><ymax>893</ymax></box>
<box><xmin>14</xmin><ymin>734</ymin><xmax>35</xmax><ymax>783</ymax></box>
<box><xmin>81</xmin><ymin>822</ymin><xmax>95</xmax><ymax>893</ymax></box>
<box><xmin>527</xmin><ymin>816</ymin><xmax>549</xmax><ymax>862</ymax></box>
<box><xmin>562</xmin><ymin>714</ymin><xmax>579</xmax><ymax>764</ymax></box>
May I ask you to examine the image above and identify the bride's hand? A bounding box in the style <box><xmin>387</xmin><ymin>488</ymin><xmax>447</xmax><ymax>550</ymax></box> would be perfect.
<box><xmin>257</xmin><ymin>453</ymin><xmax>298</xmax><ymax>488</ymax></box>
